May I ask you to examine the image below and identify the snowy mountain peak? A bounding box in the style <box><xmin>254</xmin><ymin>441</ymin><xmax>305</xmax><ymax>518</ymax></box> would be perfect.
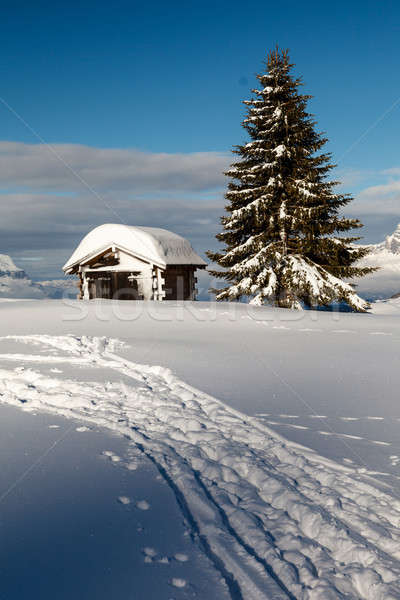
<box><xmin>364</xmin><ymin>222</ymin><xmax>400</xmax><ymax>256</ymax></box>
<box><xmin>0</xmin><ymin>254</ymin><xmax>26</xmax><ymax>279</ymax></box>
<box><xmin>384</xmin><ymin>223</ymin><xmax>400</xmax><ymax>254</ymax></box>
<box><xmin>0</xmin><ymin>254</ymin><xmax>23</xmax><ymax>274</ymax></box>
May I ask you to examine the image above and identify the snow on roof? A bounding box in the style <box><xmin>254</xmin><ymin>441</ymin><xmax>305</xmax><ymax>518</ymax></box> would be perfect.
<box><xmin>63</xmin><ymin>224</ymin><xmax>207</xmax><ymax>272</ymax></box>
<box><xmin>0</xmin><ymin>254</ymin><xmax>22</xmax><ymax>273</ymax></box>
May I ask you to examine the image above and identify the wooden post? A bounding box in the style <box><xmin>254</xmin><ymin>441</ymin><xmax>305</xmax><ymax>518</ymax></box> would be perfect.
<box><xmin>152</xmin><ymin>267</ymin><xmax>165</xmax><ymax>301</ymax></box>
<box><xmin>78</xmin><ymin>273</ymin><xmax>84</xmax><ymax>300</ymax></box>
<box><xmin>157</xmin><ymin>268</ymin><xmax>165</xmax><ymax>301</ymax></box>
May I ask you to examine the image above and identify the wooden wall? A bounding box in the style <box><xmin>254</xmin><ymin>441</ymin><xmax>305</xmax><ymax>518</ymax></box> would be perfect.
<box><xmin>85</xmin><ymin>266</ymin><xmax>198</xmax><ymax>301</ymax></box>
<box><xmin>87</xmin><ymin>272</ymin><xmax>141</xmax><ymax>300</ymax></box>
<box><xmin>164</xmin><ymin>267</ymin><xmax>195</xmax><ymax>300</ymax></box>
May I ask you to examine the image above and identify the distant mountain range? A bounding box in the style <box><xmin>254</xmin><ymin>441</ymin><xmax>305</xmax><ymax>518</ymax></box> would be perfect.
<box><xmin>355</xmin><ymin>223</ymin><xmax>400</xmax><ymax>300</ymax></box>
<box><xmin>0</xmin><ymin>254</ymin><xmax>76</xmax><ymax>299</ymax></box>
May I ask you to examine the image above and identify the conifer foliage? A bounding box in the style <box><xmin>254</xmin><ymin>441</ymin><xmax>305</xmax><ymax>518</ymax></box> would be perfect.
<box><xmin>207</xmin><ymin>48</ymin><xmax>375</xmax><ymax>311</ymax></box>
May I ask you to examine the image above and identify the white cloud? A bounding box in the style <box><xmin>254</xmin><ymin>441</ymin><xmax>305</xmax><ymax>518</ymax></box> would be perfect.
<box><xmin>349</xmin><ymin>179</ymin><xmax>400</xmax><ymax>217</ymax></box>
<box><xmin>0</xmin><ymin>142</ymin><xmax>230</xmax><ymax>192</ymax></box>
<box><xmin>359</xmin><ymin>180</ymin><xmax>400</xmax><ymax>199</ymax></box>
<box><xmin>334</xmin><ymin>167</ymin><xmax>375</xmax><ymax>188</ymax></box>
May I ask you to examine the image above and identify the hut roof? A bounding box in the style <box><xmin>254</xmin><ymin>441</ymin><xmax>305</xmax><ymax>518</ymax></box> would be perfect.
<box><xmin>63</xmin><ymin>224</ymin><xmax>207</xmax><ymax>272</ymax></box>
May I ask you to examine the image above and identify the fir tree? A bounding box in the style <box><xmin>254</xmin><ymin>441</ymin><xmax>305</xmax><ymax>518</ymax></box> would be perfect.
<box><xmin>207</xmin><ymin>48</ymin><xmax>375</xmax><ymax>311</ymax></box>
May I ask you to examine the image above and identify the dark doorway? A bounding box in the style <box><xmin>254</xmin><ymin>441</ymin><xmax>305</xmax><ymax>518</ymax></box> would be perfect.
<box><xmin>112</xmin><ymin>273</ymin><xmax>141</xmax><ymax>300</ymax></box>
<box><xmin>164</xmin><ymin>267</ymin><xmax>193</xmax><ymax>300</ymax></box>
<box><xmin>88</xmin><ymin>273</ymin><xmax>112</xmax><ymax>299</ymax></box>
<box><xmin>88</xmin><ymin>272</ymin><xmax>141</xmax><ymax>300</ymax></box>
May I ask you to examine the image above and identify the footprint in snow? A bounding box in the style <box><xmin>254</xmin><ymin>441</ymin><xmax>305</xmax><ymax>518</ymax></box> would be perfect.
<box><xmin>171</xmin><ymin>578</ymin><xmax>187</xmax><ymax>588</ymax></box>
<box><xmin>278</xmin><ymin>414</ymin><xmax>300</xmax><ymax>418</ymax></box>
<box><xmin>126</xmin><ymin>461</ymin><xmax>138</xmax><ymax>471</ymax></box>
<box><xmin>372</xmin><ymin>440</ymin><xmax>391</xmax><ymax>446</ymax></box>
<box><xmin>332</xmin><ymin>329</ymin><xmax>355</xmax><ymax>334</ymax></box>
<box><xmin>369</xmin><ymin>332</ymin><xmax>392</xmax><ymax>336</ymax></box>
<box><xmin>271</xmin><ymin>420</ymin><xmax>310</xmax><ymax>430</ymax></box>
<box><xmin>142</xmin><ymin>547</ymin><xmax>157</xmax><ymax>563</ymax></box>
<box><xmin>117</xmin><ymin>496</ymin><xmax>131</xmax><ymax>505</ymax></box>
<box><xmin>136</xmin><ymin>500</ymin><xmax>150</xmax><ymax>511</ymax></box>
<box><xmin>102</xmin><ymin>450</ymin><xmax>121</xmax><ymax>463</ymax></box>
<box><xmin>174</xmin><ymin>553</ymin><xmax>189</xmax><ymax>562</ymax></box>
<box><xmin>76</xmin><ymin>426</ymin><xmax>90</xmax><ymax>432</ymax></box>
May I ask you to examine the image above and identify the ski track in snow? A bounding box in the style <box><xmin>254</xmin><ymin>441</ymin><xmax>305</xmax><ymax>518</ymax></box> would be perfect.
<box><xmin>0</xmin><ymin>335</ymin><xmax>400</xmax><ymax>599</ymax></box>
<box><xmin>255</xmin><ymin>414</ymin><xmax>399</xmax><ymax>450</ymax></box>
<box><xmin>254</xmin><ymin>318</ymin><xmax>397</xmax><ymax>340</ymax></box>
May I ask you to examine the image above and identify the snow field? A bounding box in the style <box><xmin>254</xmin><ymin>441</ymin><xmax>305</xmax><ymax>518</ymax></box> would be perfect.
<box><xmin>255</xmin><ymin>412</ymin><xmax>400</xmax><ymax>476</ymax></box>
<box><xmin>0</xmin><ymin>334</ymin><xmax>399</xmax><ymax>598</ymax></box>
<box><xmin>0</xmin><ymin>403</ymin><xmax>219</xmax><ymax>600</ymax></box>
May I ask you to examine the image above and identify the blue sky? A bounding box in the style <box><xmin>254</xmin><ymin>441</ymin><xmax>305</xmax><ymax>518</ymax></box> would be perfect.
<box><xmin>0</xmin><ymin>0</ymin><xmax>399</xmax><ymax>278</ymax></box>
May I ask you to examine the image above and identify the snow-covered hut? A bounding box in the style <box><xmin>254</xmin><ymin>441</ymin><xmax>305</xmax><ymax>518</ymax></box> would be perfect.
<box><xmin>63</xmin><ymin>224</ymin><xmax>207</xmax><ymax>301</ymax></box>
